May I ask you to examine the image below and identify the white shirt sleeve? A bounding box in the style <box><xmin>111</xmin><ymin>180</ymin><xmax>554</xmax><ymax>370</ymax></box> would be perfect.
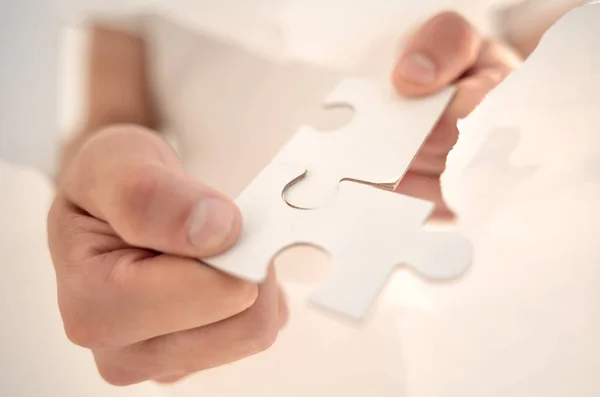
<box><xmin>0</xmin><ymin>0</ymin><xmax>158</xmax><ymax>179</ymax></box>
<box><xmin>56</xmin><ymin>0</ymin><xmax>165</xmax><ymax>33</ymax></box>
<box><xmin>0</xmin><ymin>0</ymin><xmax>62</xmax><ymax>177</ymax></box>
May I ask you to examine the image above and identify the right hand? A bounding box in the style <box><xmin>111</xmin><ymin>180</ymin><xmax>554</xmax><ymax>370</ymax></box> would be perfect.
<box><xmin>48</xmin><ymin>125</ymin><xmax>288</xmax><ymax>385</ymax></box>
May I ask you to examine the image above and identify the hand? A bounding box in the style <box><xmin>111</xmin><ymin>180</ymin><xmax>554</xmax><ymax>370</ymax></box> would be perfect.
<box><xmin>392</xmin><ymin>12</ymin><xmax>522</xmax><ymax>220</ymax></box>
<box><xmin>48</xmin><ymin>125</ymin><xmax>288</xmax><ymax>385</ymax></box>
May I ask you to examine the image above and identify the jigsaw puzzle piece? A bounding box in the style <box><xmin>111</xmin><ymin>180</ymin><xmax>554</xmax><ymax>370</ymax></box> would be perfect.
<box><xmin>276</xmin><ymin>78</ymin><xmax>455</xmax><ymax>209</ymax></box>
<box><xmin>204</xmin><ymin>164</ymin><xmax>472</xmax><ymax>320</ymax></box>
<box><xmin>202</xmin><ymin>163</ymin><xmax>307</xmax><ymax>283</ymax></box>
<box><xmin>303</xmin><ymin>181</ymin><xmax>472</xmax><ymax>319</ymax></box>
<box><xmin>308</xmin><ymin>231</ymin><xmax>473</xmax><ymax>319</ymax></box>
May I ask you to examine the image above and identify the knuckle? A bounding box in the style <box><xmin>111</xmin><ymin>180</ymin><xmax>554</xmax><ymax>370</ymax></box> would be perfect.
<box><xmin>221</xmin><ymin>277</ymin><xmax>260</xmax><ymax>314</ymax></box>
<box><xmin>46</xmin><ymin>198</ymin><xmax>68</xmax><ymax>260</ymax></box>
<box><xmin>242</xmin><ymin>308</ymin><xmax>279</xmax><ymax>353</ymax></box>
<box><xmin>62</xmin><ymin>315</ymin><xmax>103</xmax><ymax>348</ymax></box>
<box><xmin>47</xmin><ymin>197</ymin><xmax>94</xmax><ymax>272</ymax></box>
<box><xmin>113</xmin><ymin>165</ymin><xmax>163</xmax><ymax>243</ymax></box>
<box><xmin>47</xmin><ymin>198</ymin><xmax>61</xmax><ymax>233</ymax></box>
<box><xmin>96</xmin><ymin>360</ymin><xmax>143</xmax><ymax>387</ymax></box>
<box><xmin>480</xmin><ymin>69</ymin><xmax>507</xmax><ymax>91</ymax></box>
<box><xmin>433</xmin><ymin>11</ymin><xmax>472</xmax><ymax>33</ymax></box>
<box><xmin>430</xmin><ymin>11</ymin><xmax>477</xmax><ymax>52</ymax></box>
<box><xmin>61</xmin><ymin>304</ymin><xmax>115</xmax><ymax>349</ymax></box>
<box><xmin>484</xmin><ymin>40</ymin><xmax>522</xmax><ymax>73</ymax></box>
<box><xmin>120</xmin><ymin>165</ymin><xmax>162</xmax><ymax>209</ymax></box>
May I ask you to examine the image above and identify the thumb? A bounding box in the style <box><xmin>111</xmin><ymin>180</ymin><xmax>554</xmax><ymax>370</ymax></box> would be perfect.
<box><xmin>61</xmin><ymin>125</ymin><xmax>241</xmax><ymax>258</ymax></box>
<box><xmin>393</xmin><ymin>11</ymin><xmax>483</xmax><ymax>97</ymax></box>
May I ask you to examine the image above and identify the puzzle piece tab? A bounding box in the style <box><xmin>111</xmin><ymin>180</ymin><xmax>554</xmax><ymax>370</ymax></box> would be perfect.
<box><xmin>204</xmin><ymin>163</ymin><xmax>472</xmax><ymax>320</ymax></box>
<box><xmin>278</xmin><ymin>78</ymin><xmax>455</xmax><ymax>209</ymax></box>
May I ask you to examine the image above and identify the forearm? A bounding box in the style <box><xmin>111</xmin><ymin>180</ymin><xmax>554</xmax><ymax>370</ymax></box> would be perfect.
<box><xmin>58</xmin><ymin>25</ymin><xmax>156</xmax><ymax>179</ymax></box>
<box><xmin>85</xmin><ymin>25</ymin><xmax>156</xmax><ymax>131</ymax></box>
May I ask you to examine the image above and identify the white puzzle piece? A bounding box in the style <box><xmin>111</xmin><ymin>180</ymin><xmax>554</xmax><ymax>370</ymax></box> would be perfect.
<box><xmin>278</xmin><ymin>78</ymin><xmax>455</xmax><ymax>209</ymax></box>
<box><xmin>202</xmin><ymin>77</ymin><xmax>472</xmax><ymax>320</ymax></box>
<box><xmin>204</xmin><ymin>163</ymin><xmax>472</xmax><ymax>320</ymax></box>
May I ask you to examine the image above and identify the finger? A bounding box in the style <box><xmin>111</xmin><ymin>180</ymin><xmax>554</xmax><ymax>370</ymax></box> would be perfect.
<box><xmin>395</xmin><ymin>172</ymin><xmax>453</xmax><ymax>220</ymax></box>
<box><xmin>154</xmin><ymin>374</ymin><xmax>188</xmax><ymax>384</ymax></box>
<box><xmin>49</xmin><ymin>196</ymin><xmax>259</xmax><ymax>349</ymax></box>
<box><xmin>393</xmin><ymin>11</ymin><xmax>483</xmax><ymax>96</ymax></box>
<box><xmin>444</xmin><ymin>40</ymin><xmax>520</xmax><ymax>122</ymax></box>
<box><xmin>53</xmin><ymin>237</ymin><xmax>258</xmax><ymax>350</ymax></box>
<box><xmin>93</xmin><ymin>268</ymin><xmax>282</xmax><ymax>386</ymax></box>
<box><xmin>60</xmin><ymin>125</ymin><xmax>241</xmax><ymax>258</ymax></box>
<box><xmin>277</xmin><ymin>286</ymin><xmax>290</xmax><ymax>329</ymax></box>
<box><xmin>399</xmin><ymin>39</ymin><xmax>520</xmax><ymax>222</ymax></box>
<box><xmin>153</xmin><ymin>286</ymin><xmax>287</xmax><ymax>385</ymax></box>
<box><xmin>151</xmin><ymin>286</ymin><xmax>288</xmax><ymax>385</ymax></box>
<box><xmin>409</xmin><ymin>40</ymin><xmax>520</xmax><ymax>160</ymax></box>
<box><xmin>469</xmin><ymin>39</ymin><xmax>522</xmax><ymax>75</ymax></box>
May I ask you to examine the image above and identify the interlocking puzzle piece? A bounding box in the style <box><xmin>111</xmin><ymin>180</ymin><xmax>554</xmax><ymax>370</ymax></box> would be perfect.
<box><xmin>277</xmin><ymin>78</ymin><xmax>455</xmax><ymax>209</ymax></box>
<box><xmin>204</xmin><ymin>163</ymin><xmax>472</xmax><ymax>320</ymax></box>
<box><xmin>201</xmin><ymin>77</ymin><xmax>467</xmax><ymax>319</ymax></box>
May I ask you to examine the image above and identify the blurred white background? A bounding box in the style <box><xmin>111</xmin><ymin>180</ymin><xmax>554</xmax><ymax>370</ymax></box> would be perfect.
<box><xmin>1</xmin><ymin>1</ymin><xmax>596</xmax><ymax>396</ymax></box>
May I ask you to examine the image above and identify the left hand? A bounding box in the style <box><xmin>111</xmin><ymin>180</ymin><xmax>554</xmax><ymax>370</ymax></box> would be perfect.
<box><xmin>392</xmin><ymin>11</ymin><xmax>522</xmax><ymax>220</ymax></box>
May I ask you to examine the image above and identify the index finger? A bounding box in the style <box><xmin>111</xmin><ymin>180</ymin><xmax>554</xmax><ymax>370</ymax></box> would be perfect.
<box><xmin>47</xmin><ymin>195</ymin><xmax>258</xmax><ymax>349</ymax></box>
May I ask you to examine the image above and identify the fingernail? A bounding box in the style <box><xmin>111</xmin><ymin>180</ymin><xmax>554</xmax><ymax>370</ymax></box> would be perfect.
<box><xmin>397</xmin><ymin>53</ymin><xmax>437</xmax><ymax>84</ymax></box>
<box><xmin>188</xmin><ymin>198</ymin><xmax>238</xmax><ymax>253</ymax></box>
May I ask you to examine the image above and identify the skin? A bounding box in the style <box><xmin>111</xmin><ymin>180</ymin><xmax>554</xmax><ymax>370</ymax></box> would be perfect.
<box><xmin>48</xmin><ymin>12</ymin><xmax>521</xmax><ymax>386</ymax></box>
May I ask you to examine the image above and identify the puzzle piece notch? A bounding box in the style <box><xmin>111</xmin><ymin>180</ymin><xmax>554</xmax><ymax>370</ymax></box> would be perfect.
<box><xmin>277</xmin><ymin>78</ymin><xmax>456</xmax><ymax>209</ymax></box>
<box><xmin>204</xmin><ymin>163</ymin><xmax>473</xmax><ymax>320</ymax></box>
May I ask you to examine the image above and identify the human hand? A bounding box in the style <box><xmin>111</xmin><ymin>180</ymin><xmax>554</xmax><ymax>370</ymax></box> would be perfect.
<box><xmin>392</xmin><ymin>11</ymin><xmax>522</xmax><ymax>220</ymax></box>
<box><xmin>48</xmin><ymin>125</ymin><xmax>288</xmax><ymax>385</ymax></box>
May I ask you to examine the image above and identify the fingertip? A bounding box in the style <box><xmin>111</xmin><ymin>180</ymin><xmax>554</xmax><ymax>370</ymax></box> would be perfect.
<box><xmin>187</xmin><ymin>197</ymin><xmax>243</xmax><ymax>257</ymax></box>
<box><xmin>393</xmin><ymin>11</ymin><xmax>481</xmax><ymax>96</ymax></box>
<box><xmin>221</xmin><ymin>200</ymin><xmax>244</xmax><ymax>252</ymax></box>
<box><xmin>392</xmin><ymin>53</ymin><xmax>440</xmax><ymax>97</ymax></box>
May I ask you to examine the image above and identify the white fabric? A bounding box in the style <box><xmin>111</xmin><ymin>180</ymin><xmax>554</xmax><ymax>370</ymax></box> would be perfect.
<box><xmin>2</xmin><ymin>0</ymin><xmax>589</xmax><ymax>176</ymax></box>
<box><xmin>59</xmin><ymin>0</ymin><xmax>505</xmax><ymax>195</ymax></box>
<box><xmin>0</xmin><ymin>0</ymin><xmax>61</xmax><ymax>175</ymax></box>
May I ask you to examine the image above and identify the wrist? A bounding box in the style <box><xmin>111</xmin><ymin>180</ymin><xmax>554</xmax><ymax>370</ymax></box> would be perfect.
<box><xmin>56</xmin><ymin>121</ymin><xmax>181</xmax><ymax>185</ymax></box>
